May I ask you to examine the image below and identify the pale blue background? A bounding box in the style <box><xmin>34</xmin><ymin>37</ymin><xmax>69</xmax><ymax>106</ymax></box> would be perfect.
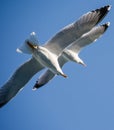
<box><xmin>0</xmin><ymin>0</ymin><xmax>114</xmax><ymax>130</ymax></box>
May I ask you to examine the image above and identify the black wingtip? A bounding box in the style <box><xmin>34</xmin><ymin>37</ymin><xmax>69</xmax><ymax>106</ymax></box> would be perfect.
<box><xmin>103</xmin><ymin>22</ymin><xmax>110</xmax><ymax>31</ymax></box>
<box><xmin>97</xmin><ymin>5</ymin><xmax>111</xmax><ymax>24</ymax></box>
<box><xmin>92</xmin><ymin>5</ymin><xmax>111</xmax><ymax>13</ymax></box>
<box><xmin>0</xmin><ymin>101</ymin><xmax>8</xmax><ymax>108</ymax></box>
<box><xmin>92</xmin><ymin>5</ymin><xmax>111</xmax><ymax>24</ymax></box>
<box><xmin>106</xmin><ymin>5</ymin><xmax>112</xmax><ymax>11</ymax></box>
<box><xmin>32</xmin><ymin>81</ymin><xmax>44</xmax><ymax>91</ymax></box>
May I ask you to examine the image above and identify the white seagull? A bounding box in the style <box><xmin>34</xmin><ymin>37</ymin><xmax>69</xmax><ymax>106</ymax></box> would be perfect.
<box><xmin>17</xmin><ymin>32</ymin><xmax>67</xmax><ymax>78</ymax></box>
<box><xmin>0</xmin><ymin>5</ymin><xmax>111</xmax><ymax>107</ymax></box>
<box><xmin>33</xmin><ymin>22</ymin><xmax>110</xmax><ymax>89</ymax></box>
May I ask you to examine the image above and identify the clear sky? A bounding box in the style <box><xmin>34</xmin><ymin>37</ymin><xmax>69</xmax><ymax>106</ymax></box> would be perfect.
<box><xmin>0</xmin><ymin>0</ymin><xmax>114</xmax><ymax>130</ymax></box>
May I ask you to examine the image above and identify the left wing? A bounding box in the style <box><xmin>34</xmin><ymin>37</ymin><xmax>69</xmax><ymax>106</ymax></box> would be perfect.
<box><xmin>0</xmin><ymin>58</ymin><xmax>44</xmax><ymax>107</ymax></box>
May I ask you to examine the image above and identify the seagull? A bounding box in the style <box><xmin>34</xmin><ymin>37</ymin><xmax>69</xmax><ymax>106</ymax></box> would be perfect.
<box><xmin>0</xmin><ymin>5</ymin><xmax>111</xmax><ymax>107</ymax></box>
<box><xmin>17</xmin><ymin>32</ymin><xmax>67</xmax><ymax>78</ymax></box>
<box><xmin>33</xmin><ymin>22</ymin><xmax>110</xmax><ymax>89</ymax></box>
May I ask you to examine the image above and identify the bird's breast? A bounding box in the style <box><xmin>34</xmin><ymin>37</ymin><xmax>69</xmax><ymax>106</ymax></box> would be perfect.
<box><xmin>32</xmin><ymin>47</ymin><xmax>58</xmax><ymax>72</ymax></box>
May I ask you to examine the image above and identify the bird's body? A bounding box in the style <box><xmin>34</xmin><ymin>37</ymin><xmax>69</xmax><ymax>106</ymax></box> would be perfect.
<box><xmin>17</xmin><ymin>32</ymin><xmax>67</xmax><ymax>77</ymax></box>
<box><xmin>26</xmin><ymin>42</ymin><xmax>67</xmax><ymax>77</ymax></box>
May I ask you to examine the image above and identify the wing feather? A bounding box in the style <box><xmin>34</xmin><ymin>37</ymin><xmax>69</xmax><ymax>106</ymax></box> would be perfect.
<box><xmin>44</xmin><ymin>5</ymin><xmax>110</xmax><ymax>55</ymax></box>
<box><xmin>68</xmin><ymin>22</ymin><xmax>110</xmax><ymax>54</ymax></box>
<box><xmin>0</xmin><ymin>58</ymin><xmax>44</xmax><ymax>107</ymax></box>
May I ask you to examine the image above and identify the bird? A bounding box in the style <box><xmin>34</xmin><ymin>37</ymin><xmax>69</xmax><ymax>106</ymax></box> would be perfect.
<box><xmin>33</xmin><ymin>22</ymin><xmax>110</xmax><ymax>89</ymax></box>
<box><xmin>17</xmin><ymin>32</ymin><xmax>67</xmax><ymax>78</ymax></box>
<box><xmin>0</xmin><ymin>5</ymin><xmax>111</xmax><ymax>107</ymax></box>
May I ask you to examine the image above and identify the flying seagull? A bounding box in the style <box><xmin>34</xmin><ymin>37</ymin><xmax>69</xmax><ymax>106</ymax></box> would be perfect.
<box><xmin>0</xmin><ymin>5</ymin><xmax>111</xmax><ymax>107</ymax></box>
<box><xmin>33</xmin><ymin>22</ymin><xmax>110</xmax><ymax>90</ymax></box>
<box><xmin>17</xmin><ymin>32</ymin><xmax>67</xmax><ymax>78</ymax></box>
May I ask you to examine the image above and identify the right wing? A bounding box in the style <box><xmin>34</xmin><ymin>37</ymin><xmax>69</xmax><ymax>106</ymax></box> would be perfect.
<box><xmin>0</xmin><ymin>58</ymin><xmax>44</xmax><ymax>107</ymax></box>
<box><xmin>44</xmin><ymin>5</ymin><xmax>111</xmax><ymax>55</ymax></box>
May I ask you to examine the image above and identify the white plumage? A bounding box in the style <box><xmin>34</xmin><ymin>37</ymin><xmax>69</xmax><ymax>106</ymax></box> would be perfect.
<box><xmin>0</xmin><ymin>5</ymin><xmax>111</xmax><ymax>107</ymax></box>
<box><xmin>17</xmin><ymin>33</ymin><xmax>67</xmax><ymax>77</ymax></box>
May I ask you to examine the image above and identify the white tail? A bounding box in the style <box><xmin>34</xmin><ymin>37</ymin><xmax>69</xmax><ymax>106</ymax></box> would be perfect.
<box><xmin>16</xmin><ymin>32</ymin><xmax>39</xmax><ymax>54</ymax></box>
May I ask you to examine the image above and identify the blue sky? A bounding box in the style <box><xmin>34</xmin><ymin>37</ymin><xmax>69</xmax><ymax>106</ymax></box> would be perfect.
<box><xmin>0</xmin><ymin>0</ymin><xmax>114</xmax><ymax>130</ymax></box>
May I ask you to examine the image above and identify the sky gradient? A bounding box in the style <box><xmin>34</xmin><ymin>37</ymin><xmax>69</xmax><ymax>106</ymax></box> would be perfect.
<box><xmin>0</xmin><ymin>0</ymin><xmax>114</xmax><ymax>130</ymax></box>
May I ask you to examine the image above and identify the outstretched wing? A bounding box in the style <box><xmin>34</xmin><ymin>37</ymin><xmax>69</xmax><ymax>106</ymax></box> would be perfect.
<box><xmin>0</xmin><ymin>58</ymin><xmax>44</xmax><ymax>107</ymax></box>
<box><xmin>68</xmin><ymin>22</ymin><xmax>110</xmax><ymax>54</ymax></box>
<box><xmin>44</xmin><ymin>5</ymin><xmax>110</xmax><ymax>55</ymax></box>
<box><xmin>34</xmin><ymin>23</ymin><xmax>110</xmax><ymax>89</ymax></box>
